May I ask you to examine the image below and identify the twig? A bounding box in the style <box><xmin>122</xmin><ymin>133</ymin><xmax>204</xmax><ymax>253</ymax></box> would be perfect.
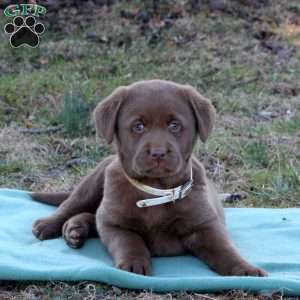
<box><xmin>17</xmin><ymin>125</ymin><xmax>63</xmax><ymax>134</ymax></box>
<box><xmin>194</xmin><ymin>293</ymin><xmax>217</xmax><ymax>300</ymax></box>
<box><xmin>230</xmin><ymin>75</ymin><xmax>260</xmax><ymax>88</ymax></box>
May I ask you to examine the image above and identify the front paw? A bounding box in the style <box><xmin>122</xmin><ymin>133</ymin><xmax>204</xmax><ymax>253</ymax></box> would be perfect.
<box><xmin>230</xmin><ymin>262</ymin><xmax>267</xmax><ymax>277</ymax></box>
<box><xmin>116</xmin><ymin>257</ymin><xmax>151</xmax><ymax>276</ymax></box>
<box><xmin>62</xmin><ymin>219</ymin><xmax>88</xmax><ymax>249</ymax></box>
<box><xmin>32</xmin><ymin>216</ymin><xmax>64</xmax><ymax>240</ymax></box>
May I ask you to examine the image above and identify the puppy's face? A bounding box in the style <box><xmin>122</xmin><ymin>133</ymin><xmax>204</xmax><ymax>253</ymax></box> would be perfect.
<box><xmin>95</xmin><ymin>80</ymin><xmax>215</xmax><ymax>179</ymax></box>
<box><xmin>117</xmin><ymin>88</ymin><xmax>196</xmax><ymax>178</ymax></box>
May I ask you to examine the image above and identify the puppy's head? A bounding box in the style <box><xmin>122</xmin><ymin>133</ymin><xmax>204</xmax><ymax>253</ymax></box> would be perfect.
<box><xmin>94</xmin><ymin>80</ymin><xmax>215</xmax><ymax>178</ymax></box>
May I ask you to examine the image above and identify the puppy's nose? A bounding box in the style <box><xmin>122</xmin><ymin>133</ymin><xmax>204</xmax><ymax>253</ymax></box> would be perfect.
<box><xmin>150</xmin><ymin>148</ymin><xmax>166</xmax><ymax>160</ymax></box>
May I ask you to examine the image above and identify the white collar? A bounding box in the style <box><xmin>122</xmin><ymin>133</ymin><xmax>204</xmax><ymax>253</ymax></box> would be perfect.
<box><xmin>123</xmin><ymin>168</ymin><xmax>193</xmax><ymax>208</ymax></box>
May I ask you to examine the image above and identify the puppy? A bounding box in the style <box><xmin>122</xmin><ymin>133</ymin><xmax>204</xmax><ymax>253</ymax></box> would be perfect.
<box><xmin>32</xmin><ymin>80</ymin><xmax>267</xmax><ymax>277</ymax></box>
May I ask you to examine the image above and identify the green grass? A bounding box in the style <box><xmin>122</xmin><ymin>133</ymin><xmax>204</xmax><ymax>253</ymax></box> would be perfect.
<box><xmin>0</xmin><ymin>160</ymin><xmax>25</xmax><ymax>174</ymax></box>
<box><xmin>55</xmin><ymin>85</ymin><xmax>95</xmax><ymax>137</ymax></box>
<box><xmin>6</xmin><ymin>0</ymin><xmax>299</xmax><ymax>203</ymax></box>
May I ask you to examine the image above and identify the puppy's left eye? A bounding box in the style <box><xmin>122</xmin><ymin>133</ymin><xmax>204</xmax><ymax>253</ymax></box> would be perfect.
<box><xmin>168</xmin><ymin>120</ymin><xmax>182</xmax><ymax>133</ymax></box>
<box><xmin>132</xmin><ymin>121</ymin><xmax>145</xmax><ymax>134</ymax></box>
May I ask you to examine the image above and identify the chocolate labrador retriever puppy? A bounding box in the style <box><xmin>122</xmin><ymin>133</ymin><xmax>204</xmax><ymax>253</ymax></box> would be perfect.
<box><xmin>32</xmin><ymin>80</ymin><xmax>266</xmax><ymax>277</ymax></box>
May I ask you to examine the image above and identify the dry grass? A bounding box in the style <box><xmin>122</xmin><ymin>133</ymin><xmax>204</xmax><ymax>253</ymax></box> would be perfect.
<box><xmin>0</xmin><ymin>281</ymin><xmax>296</xmax><ymax>300</ymax></box>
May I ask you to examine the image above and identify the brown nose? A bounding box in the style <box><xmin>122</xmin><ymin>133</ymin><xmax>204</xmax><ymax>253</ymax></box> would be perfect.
<box><xmin>150</xmin><ymin>148</ymin><xmax>166</xmax><ymax>160</ymax></box>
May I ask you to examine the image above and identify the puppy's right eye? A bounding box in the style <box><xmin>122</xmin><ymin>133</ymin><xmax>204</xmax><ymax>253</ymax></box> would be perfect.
<box><xmin>132</xmin><ymin>121</ymin><xmax>145</xmax><ymax>134</ymax></box>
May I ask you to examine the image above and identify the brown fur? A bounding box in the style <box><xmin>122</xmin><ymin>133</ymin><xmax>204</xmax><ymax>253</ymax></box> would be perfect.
<box><xmin>32</xmin><ymin>80</ymin><xmax>267</xmax><ymax>277</ymax></box>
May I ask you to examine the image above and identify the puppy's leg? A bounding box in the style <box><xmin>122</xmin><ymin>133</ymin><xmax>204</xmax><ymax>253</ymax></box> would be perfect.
<box><xmin>183</xmin><ymin>221</ymin><xmax>267</xmax><ymax>276</ymax></box>
<box><xmin>99</xmin><ymin>224</ymin><xmax>151</xmax><ymax>275</ymax></box>
<box><xmin>63</xmin><ymin>213</ymin><xmax>97</xmax><ymax>249</ymax></box>
<box><xmin>32</xmin><ymin>156</ymin><xmax>114</xmax><ymax>240</ymax></box>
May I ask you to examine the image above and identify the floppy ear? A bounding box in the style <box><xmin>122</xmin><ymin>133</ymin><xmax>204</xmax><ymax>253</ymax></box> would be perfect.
<box><xmin>94</xmin><ymin>86</ymin><xmax>127</xmax><ymax>144</ymax></box>
<box><xmin>183</xmin><ymin>85</ymin><xmax>216</xmax><ymax>143</ymax></box>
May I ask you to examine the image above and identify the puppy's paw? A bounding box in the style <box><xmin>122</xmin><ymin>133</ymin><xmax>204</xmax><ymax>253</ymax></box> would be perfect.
<box><xmin>32</xmin><ymin>216</ymin><xmax>64</xmax><ymax>240</ymax></box>
<box><xmin>230</xmin><ymin>263</ymin><xmax>267</xmax><ymax>277</ymax></box>
<box><xmin>62</xmin><ymin>220</ymin><xmax>88</xmax><ymax>249</ymax></box>
<box><xmin>116</xmin><ymin>257</ymin><xmax>151</xmax><ymax>276</ymax></box>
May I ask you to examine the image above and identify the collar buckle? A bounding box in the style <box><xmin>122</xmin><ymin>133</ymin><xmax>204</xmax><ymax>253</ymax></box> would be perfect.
<box><xmin>178</xmin><ymin>179</ymin><xmax>193</xmax><ymax>200</ymax></box>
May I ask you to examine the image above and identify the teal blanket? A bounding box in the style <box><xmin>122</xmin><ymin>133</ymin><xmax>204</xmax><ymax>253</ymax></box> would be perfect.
<box><xmin>1</xmin><ymin>189</ymin><xmax>300</xmax><ymax>295</ymax></box>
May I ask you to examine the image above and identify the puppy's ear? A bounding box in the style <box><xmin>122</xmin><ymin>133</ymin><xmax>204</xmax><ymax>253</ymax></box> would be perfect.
<box><xmin>183</xmin><ymin>86</ymin><xmax>216</xmax><ymax>143</ymax></box>
<box><xmin>94</xmin><ymin>87</ymin><xmax>127</xmax><ymax>144</ymax></box>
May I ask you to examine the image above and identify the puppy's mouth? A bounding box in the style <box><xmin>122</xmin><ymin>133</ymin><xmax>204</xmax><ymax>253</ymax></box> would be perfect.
<box><xmin>133</xmin><ymin>162</ymin><xmax>181</xmax><ymax>178</ymax></box>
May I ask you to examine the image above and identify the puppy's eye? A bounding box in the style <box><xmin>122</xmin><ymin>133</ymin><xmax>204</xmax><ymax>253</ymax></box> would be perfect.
<box><xmin>168</xmin><ymin>120</ymin><xmax>182</xmax><ymax>133</ymax></box>
<box><xmin>132</xmin><ymin>121</ymin><xmax>145</xmax><ymax>134</ymax></box>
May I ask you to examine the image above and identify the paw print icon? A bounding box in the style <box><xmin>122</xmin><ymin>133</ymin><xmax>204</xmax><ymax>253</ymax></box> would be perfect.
<box><xmin>4</xmin><ymin>16</ymin><xmax>45</xmax><ymax>48</ymax></box>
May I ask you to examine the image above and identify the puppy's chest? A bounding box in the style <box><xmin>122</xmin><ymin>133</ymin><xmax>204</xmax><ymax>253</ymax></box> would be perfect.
<box><xmin>103</xmin><ymin>176</ymin><xmax>200</xmax><ymax>233</ymax></box>
<box><xmin>118</xmin><ymin>198</ymin><xmax>181</xmax><ymax>233</ymax></box>
<box><xmin>138</xmin><ymin>205</ymin><xmax>175</xmax><ymax>231</ymax></box>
